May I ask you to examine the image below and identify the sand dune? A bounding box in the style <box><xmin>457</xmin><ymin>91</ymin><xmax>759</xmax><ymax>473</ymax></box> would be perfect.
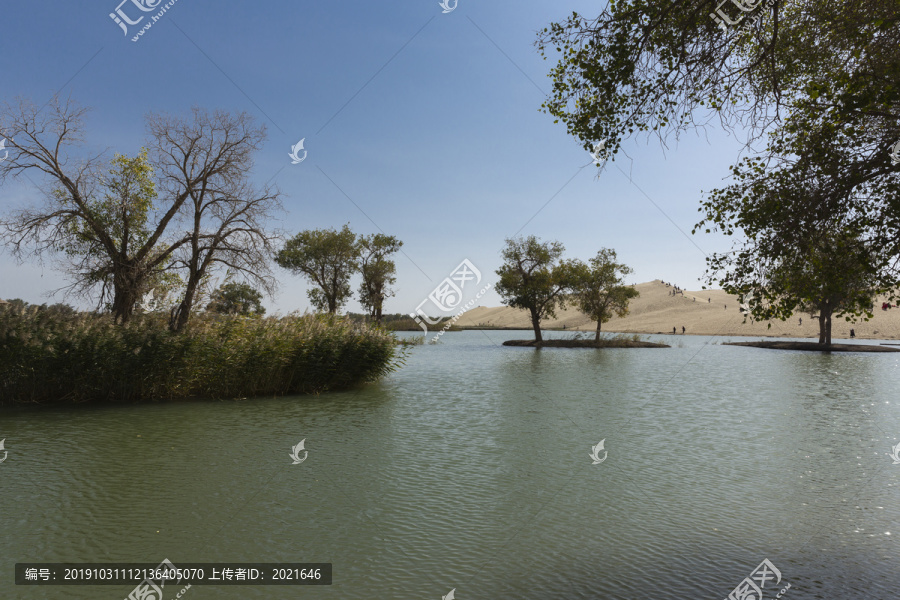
<box><xmin>454</xmin><ymin>280</ymin><xmax>900</xmax><ymax>340</ymax></box>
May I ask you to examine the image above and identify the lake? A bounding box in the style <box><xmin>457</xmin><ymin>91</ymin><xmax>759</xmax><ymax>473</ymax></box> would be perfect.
<box><xmin>3</xmin><ymin>330</ymin><xmax>899</xmax><ymax>599</ymax></box>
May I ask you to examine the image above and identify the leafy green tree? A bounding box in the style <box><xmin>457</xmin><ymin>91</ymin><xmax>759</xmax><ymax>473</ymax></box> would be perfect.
<box><xmin>206</xmin><ymin>281</ymin><xmax>266</xmax><ymax>316</ymax></box>
<box><xmin>696</xmin><ymin>91</ymin><xmax>900</xmax><ymax>347</ymax></box>
<box><xmin>699</xmin><ymin>154</ymin><xmax>893</xmax><ymax>346</ymax></box>
<box><xmin>358</xmin><ymin>233</ymin><xmax>402</xmax><ymax>323</ymax></box>
<box><xmin>50</xmin><ymin>149</ymin><xmax>168</xmax><ymax>322</ymax></box>
<box><xmin>539</xmin><ymin>2</ymin><xmax>900</xmax><ymax>337</ymax></box>
<box><xmin>718</xmin><ymin>228</ymin><xmax>887</xmax><ymax>346</ymax></box>
<box><xmin>787</xmin><ymin>237</ymin><xmax>885</xmax><ymax>346</ymax></box>
<box><xmin>537</xmin><ymin>0</ymin><xmax>899</xmax><ymax>167</ymax></box>
<box><xmin>495</xmin><ymin>236</ymin><xmax>574</xmax><ymax>342</ymax></box>
<box><xmin>569</xmin><ymin>249</ymin><xmax>639</xmax><ymax>342</ymax></box>
<box><xmin>275</xmin><ymin>224</ymin><xmax>359</xmax><ymax>314</ymax></box>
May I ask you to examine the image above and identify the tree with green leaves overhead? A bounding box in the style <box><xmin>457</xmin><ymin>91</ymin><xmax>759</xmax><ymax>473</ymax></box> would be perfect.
<box><xmin>537</xmin><ymin>1</ymin><xmax>900</xmax><ymax>257</ymax></box>
<box><xmin>275</xmin><ymin>224</ymin><xmax>360</xmax><ymax>314</ymax></box>
<box><xmin>569</xmin><ymin>249</ymin><xmax>639</xmax><ymax>342</ymax></box>
<box><xmin>537</xmin><ymin>0</ymin><xmax>900</xmax><ymax>169</ymax></box>
<box><xmin>495</xmin><ymin>236</ymin><xmax>574</xmax><ymax>343</ymax></box>
<box><xmin>357</xmin><ymin>233</ymin><xmax>402</xmax><ymax>323</ymax></box>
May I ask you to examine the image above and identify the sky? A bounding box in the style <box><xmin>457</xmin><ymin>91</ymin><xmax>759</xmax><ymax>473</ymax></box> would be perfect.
<box><xmin>0</xmin><ymin>0</ymin><xmax>749</xmax><ymax>317</ymax></box>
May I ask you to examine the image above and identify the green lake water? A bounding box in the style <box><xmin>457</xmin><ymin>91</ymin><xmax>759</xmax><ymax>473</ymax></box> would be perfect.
<box><xmin>2</xmin><ymin>330</ymin><xmax>899</xmax><ymax>599</ymax></box>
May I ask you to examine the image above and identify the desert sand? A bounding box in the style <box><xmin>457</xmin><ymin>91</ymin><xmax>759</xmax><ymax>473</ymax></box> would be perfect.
<box><xmin>454</xmin><ymin>280</ymin><xmax>900</xmax><ymax>340</ymax></box>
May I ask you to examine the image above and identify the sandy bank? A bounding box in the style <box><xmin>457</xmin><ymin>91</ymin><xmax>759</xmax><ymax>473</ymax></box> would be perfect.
<box><xmin>454</xmin><ymin>280</ymin><xmax>900</xmax><ymax>340</ymax></box>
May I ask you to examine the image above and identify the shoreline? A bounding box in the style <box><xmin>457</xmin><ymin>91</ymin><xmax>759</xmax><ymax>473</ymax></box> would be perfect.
<box><xmin>454</xmin><ymin>326</ymin><xmax>898</xmax><ymax>342</ymax></box>
<box><xmin>725</xmin><ymin>341</ymin><xmax>900</xmax><ymax>353</ymax></box>
<box><xmin>453</xmin><ymin>281</ymin><xmax>900</xmax><ymax>341</ymax></box>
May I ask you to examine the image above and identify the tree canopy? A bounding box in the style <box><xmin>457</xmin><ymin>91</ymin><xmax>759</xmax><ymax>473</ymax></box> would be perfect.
<box><xmin>357</xmin><ymin>233</ymin><xmax>402</xmax><ymax>323</ymax></box>
<box><xmin>696</xmin><ymin>89</ymin><xmax>899</xmax><ymax>345</ymax></box>
<box><xmin>569</xmin><ymin>249</ymin><xmax>639</xmax><ymax>341</ymax></box>
<box><xmin>275</xmin><ymin>224</ymin><xmax>360</xmax><ymax>314</ymax></box>
<box><xmin>495</xmin><ymin>235</ymin><xmax>574</xmax><ymax>342</ymax></box>
<box><xmin>538</xmin><ymin>0</ymin><xmax>899</xmax><ymax>164</ymax></box>
<box><xmin>57</xmin><ymin>149</ymin><xmax>166</xmax><ymax>319</ymax></box>
<box><xmin>207</xmin><ymin>281</ymin><xmax>266</xmax><ymax>316</ymax></box>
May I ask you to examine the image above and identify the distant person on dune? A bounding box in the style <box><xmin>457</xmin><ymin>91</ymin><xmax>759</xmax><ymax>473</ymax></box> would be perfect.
<box><xmin>673</xmin><ymin>327</ymin><xmax>676</xmax><ymax>334</ymax></box>
<box><xmin>682</xmin><ymin>326</ymin><xmax>685</xmax><ymax>334</ymax></box>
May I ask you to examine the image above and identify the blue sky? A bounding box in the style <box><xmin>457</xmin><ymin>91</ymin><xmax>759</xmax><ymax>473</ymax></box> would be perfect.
<box><xmin>0</xmin><ymin>0</ymin><xmax>747</xmax><ymax>316</ymax></box>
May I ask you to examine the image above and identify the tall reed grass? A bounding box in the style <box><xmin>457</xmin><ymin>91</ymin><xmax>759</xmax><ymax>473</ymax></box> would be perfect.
<box><xmin>0</xmin><ymin>306</ymin><xmax>406</xmax><ymax>404</ymax></box>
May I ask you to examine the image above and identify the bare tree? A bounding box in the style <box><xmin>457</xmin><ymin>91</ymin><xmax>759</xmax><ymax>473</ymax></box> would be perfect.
<box><xmin>147</xmin><ymin>108</ymin><xmax>282</xmax><ymax>331</ymax></box>
<box><xmin>0</xmin><ymin>98</ymin><xmax>281</xmax><ymax>327</ymax></box>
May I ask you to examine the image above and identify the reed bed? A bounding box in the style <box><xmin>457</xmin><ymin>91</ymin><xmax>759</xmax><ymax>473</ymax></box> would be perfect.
<box><xmin>0</xmin><ymin>306</ymin><xmax>406</xmax><ymax>404</ymax></box>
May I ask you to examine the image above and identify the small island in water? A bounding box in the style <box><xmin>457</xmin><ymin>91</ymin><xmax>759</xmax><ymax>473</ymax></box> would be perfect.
<box><xmin>503</xmin><ymin>336</ymin><xmax>669</xmax><ymax>349</ymax></box>
<box><xmin>725</xmin><ymin>341</ymin><xmax>900</xmax><ymax>353</ymax></box>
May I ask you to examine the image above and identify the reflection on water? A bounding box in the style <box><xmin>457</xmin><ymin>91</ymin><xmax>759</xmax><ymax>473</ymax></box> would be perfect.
<box><xmin>2</xmin><ymin>331</ymin><xmax>899</xmax><ymax>599</ymax></box>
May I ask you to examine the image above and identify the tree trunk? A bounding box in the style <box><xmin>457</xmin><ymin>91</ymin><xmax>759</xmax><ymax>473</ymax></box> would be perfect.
<box><xmin>111</xmin><ymin>286</ymin><xmax>140</xmax><ymax>324</ymax></box>
<box><xmin>111</xmin><ymin>264</ymin><xmax>145</xmax><ymax>324</ymax></box>
<box><xmin>595</xmin><ymin>320</ymin><xmax>602</xmax><ymax>343</ymax></box>
<box><xmin>530</xmin><ymin>308</ymin><xmax>542</xmax><ymax>342</ymax></box>
<box><xmin>818</xmin><ymin>309</ymin><xmax>833</xmax><ymax>346</ymax></box>
<box><xmin>170</xmin><ymin>276</ymin><xmax>199</xmax><ymax>332</ymax></box>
